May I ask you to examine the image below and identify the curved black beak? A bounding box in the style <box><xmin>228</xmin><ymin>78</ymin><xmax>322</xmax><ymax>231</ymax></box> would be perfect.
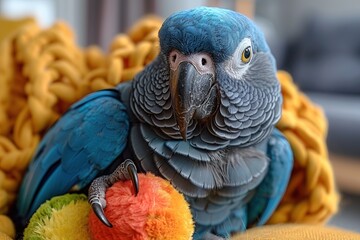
<box><xmin>170</xmin><ymin>62</ymin><xmax>217</xmax><ymax>140</ymax></box>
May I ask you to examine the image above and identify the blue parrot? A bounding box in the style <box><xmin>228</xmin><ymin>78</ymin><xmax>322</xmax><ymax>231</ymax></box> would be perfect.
<box><xmin>17</xmin><ymin>7</ymin><xmax>293</xmax><ymax>239</ymax></box>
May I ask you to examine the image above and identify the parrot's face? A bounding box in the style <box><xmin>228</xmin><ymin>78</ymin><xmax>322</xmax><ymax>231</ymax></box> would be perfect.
<box><xmin>159</xmin><ymin>7</ymin><xmax>280</xmax><ymax>140</ymax></box>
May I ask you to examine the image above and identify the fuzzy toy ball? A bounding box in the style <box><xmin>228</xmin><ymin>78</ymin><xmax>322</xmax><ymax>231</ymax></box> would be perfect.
<box><xmin>24</xmin><ymin>194</ymin><xmax>91</xmax><ymax>240</ymax></box>
<box><xmin>88</xmin><ymin>173</ymin><xmax>194</xmax><ymax>240</ymax></box>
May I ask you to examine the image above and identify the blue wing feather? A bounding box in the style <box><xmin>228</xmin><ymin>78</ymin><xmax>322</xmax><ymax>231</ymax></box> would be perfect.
<box><xmin>17</xmin><ymin>89</ymin><xmax>130</xmax><ymax>220</ymax></box>
<box><xmin>247</xmin><ymin>128</ymin><xmax>293</xmax><ymax>225</ymax></box>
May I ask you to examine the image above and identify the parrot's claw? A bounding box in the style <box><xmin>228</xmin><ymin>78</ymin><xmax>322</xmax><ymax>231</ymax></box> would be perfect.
<box><xmin>127</xmin><ymin>162</ymin><xmax>139</xmax><ymax>195</ymax></box>
<box><xmin>88</xmin><ymin>159</ymin><xmax>139</xmax><ymax>227</ymax></box>
<box><xmin>92</xmin><ymin>202</ymin><xmax>113</xmax><ymax>228</ymax></box>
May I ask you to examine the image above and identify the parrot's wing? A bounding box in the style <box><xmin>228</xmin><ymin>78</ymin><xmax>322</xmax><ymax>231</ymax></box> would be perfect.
<box><xmin>247</xmin><ymin>128</ymin><xmax>293</xmax><ymax>226</ymax></box>
<box><xmin>17</xmin><ymin>89</ymin><xmax>130</xmax><ymax>220</ymax></box>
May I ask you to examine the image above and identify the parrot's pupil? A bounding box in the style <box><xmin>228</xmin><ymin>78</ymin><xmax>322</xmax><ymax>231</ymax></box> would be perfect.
<box><xmin>244</xmin><ymin>48</ymin><xmax>250</xmax><ymax>58</ymax></box>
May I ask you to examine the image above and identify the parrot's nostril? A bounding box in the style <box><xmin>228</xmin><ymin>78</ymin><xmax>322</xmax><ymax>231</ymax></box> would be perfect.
<box><xmin>169</xmin><ymin>51</ymin><xmax>178</xmax><ymax>64</ymax></box>
<box><xmin>169</xmin><ymin>51</ymin><xmax>180</xmax><ymax>70</ymax></box>
<box><xmin>201</xmin><ymin>58</ymin><xmax>207</xmax><ymax>66</ymax></box>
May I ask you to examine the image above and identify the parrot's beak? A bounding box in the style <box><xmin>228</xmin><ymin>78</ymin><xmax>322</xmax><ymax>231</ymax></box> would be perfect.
<box><xmin>170</xmin><ymin>61</ymin><xmax>217</xmax><ymax>140</ymax></box>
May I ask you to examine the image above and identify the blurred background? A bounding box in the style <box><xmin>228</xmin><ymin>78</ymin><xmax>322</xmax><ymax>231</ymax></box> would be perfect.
<box><xmin>0</xmin><ymin>0</ymin><xmax>359</xmax><ymax>233</ymax></box>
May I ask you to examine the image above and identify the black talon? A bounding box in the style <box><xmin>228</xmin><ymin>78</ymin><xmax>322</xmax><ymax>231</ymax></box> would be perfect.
<box><xmin>89</xmin><ymin>160</ymin><xmax>138</xmax><ymax>228</ymax></box>
<box><xmin>126</xmin><ymin>162</ymin><xmax>139</xmax><ymax>196</ymax></box>
<box><xmin>92</xmin><ymin>202</ymin><xmax>113</xmax><ymax>228</ymax></box>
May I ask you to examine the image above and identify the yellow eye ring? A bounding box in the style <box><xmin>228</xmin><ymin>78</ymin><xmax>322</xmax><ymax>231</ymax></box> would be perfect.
<box><xmin>241</xmin><ymin>46</ymin><xmax>252</xmax><ymax>63</ymax></box>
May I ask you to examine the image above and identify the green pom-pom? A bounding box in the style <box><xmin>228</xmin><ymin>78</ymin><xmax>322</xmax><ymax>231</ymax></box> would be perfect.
<box><xmin>24</xmin><ymin>193</ymin><xmax>91</xmax><ymax>240</ymax></box>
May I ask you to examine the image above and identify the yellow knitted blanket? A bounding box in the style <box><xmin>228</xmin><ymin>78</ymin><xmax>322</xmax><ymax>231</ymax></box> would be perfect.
<box><xmin>0</xmin><ymin>17</ymin><xmax>339</xmax><ymax>239</ymax></box>
<box><xmin>233</xmin><ymin>224</ymin><xmax>360</xmax><ymax>240</ymax></box>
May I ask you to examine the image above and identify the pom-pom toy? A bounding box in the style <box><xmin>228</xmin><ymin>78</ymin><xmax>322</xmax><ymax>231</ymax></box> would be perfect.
<box><xmin>24</xmin><ymin>194</ymin><xmax>90</xmax><ymax>239</ymax></box>
<box><xmin>88</xmin><ymin>173</ymin><xmax>194</xmax><ymax>240</ymax></box>
<box><xmin>22</xmin><ymin>174</ymin><xmax>194</xmax><ymax>240</ymax></box>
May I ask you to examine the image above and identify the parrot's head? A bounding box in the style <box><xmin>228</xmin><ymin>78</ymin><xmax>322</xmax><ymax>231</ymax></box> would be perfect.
<box><xmin>158</xmin><ymin>7</ymin><xmax>280</xmax><ymax>140</ymax></box>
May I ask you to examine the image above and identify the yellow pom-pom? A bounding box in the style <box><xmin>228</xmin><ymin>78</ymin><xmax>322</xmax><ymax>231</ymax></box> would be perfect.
<box><xmin>24</xmin><ymin>194</ymin><xmax>91</xmax><ymax>240</ymax></box>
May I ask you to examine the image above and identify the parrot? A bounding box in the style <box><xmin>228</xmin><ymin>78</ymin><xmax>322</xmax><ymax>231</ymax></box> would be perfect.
<box><xmin>16</xmin><ymin>7</ymin><xmax>293</xmax><ymax>239</ymax></box>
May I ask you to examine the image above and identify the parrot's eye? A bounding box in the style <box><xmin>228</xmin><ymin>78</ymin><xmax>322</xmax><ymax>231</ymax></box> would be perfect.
<box><xmin>241</xmin><ymin>46</ymin><xmax>252</xmax><ymax>63</ymax></box>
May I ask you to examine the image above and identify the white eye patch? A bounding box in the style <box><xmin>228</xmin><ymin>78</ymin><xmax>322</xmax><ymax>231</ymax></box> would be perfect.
<box><xmin>222</xmin><ymin>38</ymin><xmax>253</xmax><ymax>80</ymax></box>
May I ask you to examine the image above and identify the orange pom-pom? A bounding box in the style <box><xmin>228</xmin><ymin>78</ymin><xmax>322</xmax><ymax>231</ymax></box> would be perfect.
<box><xmin>88</xmin><ymin>173</ymin><xmax>194</xmax><ymax>240</ymax></box>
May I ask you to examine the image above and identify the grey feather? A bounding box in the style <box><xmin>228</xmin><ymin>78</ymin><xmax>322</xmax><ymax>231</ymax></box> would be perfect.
<box><xmin>154</xmin><ymin>154</ymin><xmax>210</xmax><ymax>197</ymax></box>
<box><xmin>131</xmin><ymin>126</ymin><xmax>160</xmax><ymax>175</ymax></box>
<box><xmin>167</xmin><ymin>154</ymin><xmax>216</xmax><ymax>189</ymax></box>
<box><xmin>190</xmin><ymin>129</ymin><xmax>230</xmax><ymax>151</ymax></box>
<box><xmin>165</xmin><ymin>141</ymin><xmax>211</xmax><ymax>162</ymax></box>
<box><xmin>189</xmin><ymin>197</ymin><xmax>225</xmax><ymax>213</ymax></box>
<box><xmin>223</xmin><ymin>147</ymin><xmax>269</xmax><ymax>187</ymax></box>
<box><xmin>192</xmin><ymin>207</ymin><xmax>231</xmax><ymax>225</ymax></box>
<box><xmin>140</xmin><ymin>124</ymin><xmax>172</xmax><ymax>158</ymax></box>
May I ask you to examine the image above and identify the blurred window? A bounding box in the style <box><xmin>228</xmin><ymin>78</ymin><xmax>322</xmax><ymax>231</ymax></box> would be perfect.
<box><xmin>0</xmin><ymin>0</ymin><xmax>55</xmax><ymax>27</ymax></box>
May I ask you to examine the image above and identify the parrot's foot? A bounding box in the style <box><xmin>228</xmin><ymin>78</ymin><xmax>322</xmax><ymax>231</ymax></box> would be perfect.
<box><xmin>88</xmin><ymin>159</ymin><xmax>139</xmax><ymax>227</ymax></box>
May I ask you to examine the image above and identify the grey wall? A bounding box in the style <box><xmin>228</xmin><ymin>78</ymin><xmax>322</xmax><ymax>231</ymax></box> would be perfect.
<box><xmin>256</xmin><ymin>0</ymin><xmax>360</xmax><ymax>42</ymax></box>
